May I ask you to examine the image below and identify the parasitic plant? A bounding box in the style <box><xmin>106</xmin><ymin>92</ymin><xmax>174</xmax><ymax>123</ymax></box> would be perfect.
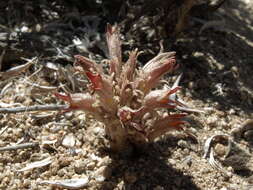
<box><xmin>55</xmin><ymin>24</ymin><xmax>198</xmax><ymax>152</ymax></box>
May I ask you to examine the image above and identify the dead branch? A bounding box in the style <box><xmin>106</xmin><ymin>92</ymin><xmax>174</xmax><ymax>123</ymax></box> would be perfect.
<box><xmin>0</xmin><ymin>142</ymin><xmax>39</xmax><ymax>152</ymax></box>
<box><xmin>0</xmin><ymin>104</ymin><xmax>68</xmax><ymax>114</ymax></box>
<box><xmin>24</xmin><ymin>80</ymin><xmax>58</xmax><ymax>92</ymax></box>
<box><xmin>0</xmin><ymin>57</ymin><xmax>37</xmax><ymax>80</ymax></box>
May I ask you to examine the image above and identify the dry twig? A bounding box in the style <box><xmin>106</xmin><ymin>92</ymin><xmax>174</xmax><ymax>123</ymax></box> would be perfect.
<box><xmin>0</xmin><ymin>57</ymin><xmax>37</xmax><ymax>79</ymax></box>
<box><xmin>38</xmin><ymin>178</ymin><xmax>89</xmax><ymax>189</ymax></box>
<box><xmin>24</xmin><ymin>80</ymin><xmax>58</xmax><ymax>92</ymax></box>
<box><xmin>0</xmin><ymin>125</ymin><xmax>9</xmax><ymax>136</ymax></box>
<box><xmin>18</xmin><ymin>157</ymin><xmax>52</xmax><ymax>172</ymax></box>
<box><xmin>0</xmin><ymin>104</ymin><xmax>68</xmax><ymax>114</ymax></box>
<box><xmin>0</xmin><ymin>142</ymin><xmax>39</xmax><ymax>152</ymax></box>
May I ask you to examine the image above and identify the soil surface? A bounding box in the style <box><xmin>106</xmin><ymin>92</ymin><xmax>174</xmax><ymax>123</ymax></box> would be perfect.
<box><xmin>0</xmin><ymin>0</ymin><xmax>253</xmax><ymax>190</ymax></box>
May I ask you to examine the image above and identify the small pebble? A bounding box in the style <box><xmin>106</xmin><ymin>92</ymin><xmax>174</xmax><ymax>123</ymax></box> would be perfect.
<box><xmin>94</xmin><ymin>166</ymin><xmax>112</xmax><ymax>182</ymax></box>
<box><xmin>87</xmin><ymin>162</ymin><xmax>96</xmax><ymax>170</ymax></box>
<box><xmin>214</xmin><ymin>143</ymin><xmax>227</xmax><ymax>157</ymax></box>
<box><xmin>62</xmin><ymin>133</ymin><xmax>76</xmax><ymax>148</ymax></box>
<box><xmin>57</xmin><ymin>168</ymin><xmax>68</xmax><ymax>177</ymax></box>
<box><xmin>168</xmin><ymin>159</ymin><xmax>176</xmax><ymax>165</ymax></box>
<box><xmin>182</xmin><ymin>156</ymin><xmax>192</xmax><ymax>167</ymax></box>
<box><xmin>64</xmin><ymin>112</ymin><xmax>73</xmax><ymax>120</ymax></box>
<box><xmin>93</xmin><ymin>127</ymin><xmax>102</xmax><ymax>135</ymax></box>
<box><xmin>154</xmin><ymin>185</ymin><xmax>165</xmax><ymax>190</ymax></box>
<box><xmin>97</xmin><ymin>156</ymin><xmax>110</xmax><ymax>167</ymax></box>
<box><xmin>58</xmin><ymin>157</ymin><xmax>72</xmax><ymax>167</ymax></box>
<box><xmin>74</xmin><ymin>160</ymin><xmax>87</xmax><ymax>174</ymax></box>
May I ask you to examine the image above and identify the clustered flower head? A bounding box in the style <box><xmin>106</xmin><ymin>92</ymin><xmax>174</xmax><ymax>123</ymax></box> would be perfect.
<box><xmin>55</xmin><ymin>24</ymin><xmax>198</xmax><ymax>152</ymax></box>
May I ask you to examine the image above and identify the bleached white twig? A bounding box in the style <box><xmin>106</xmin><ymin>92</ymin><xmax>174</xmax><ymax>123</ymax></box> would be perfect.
<box><xmin>24</xmin><ymin>80</ymin><xmax>58</xmax><ymax>91</ymax></box>
<box><xmin>18</xmin><ymin>157</ymin><xmax>52</xmax><ymax>172</ymax></box>
<box><xmin>0</xmin><ymin>57</ymin><xmax>37</xmax><ymax>79</ymax></box>
<box><xmin>0</xmin><ymin>142</ymin><xmax>39</xmax><ymax>152</ymax></box>
<box><xmin>0</xmin><ymin>104</ymin><xmax>68</xmax><ymax>114</ymax></box>
<box><xmin>38</xmin><ymin>178</ymin><xmax>89</xmax><ymax>189</ymax></box>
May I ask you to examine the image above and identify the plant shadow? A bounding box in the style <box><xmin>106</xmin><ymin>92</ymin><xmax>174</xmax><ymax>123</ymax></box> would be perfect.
<box><xmin>166</xmin><ymin>0</ymin><xmax>253</xmax><ymax>114</ymax></box>
<box><xmin>98</xmin><ymin>135</ymin><xmax>200</xmax><ymax>190</ymax></box>
<box><xmin>221</xmin><ymin>141</ymin><xmax>253</xmax><ymax>178</ymax></box>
